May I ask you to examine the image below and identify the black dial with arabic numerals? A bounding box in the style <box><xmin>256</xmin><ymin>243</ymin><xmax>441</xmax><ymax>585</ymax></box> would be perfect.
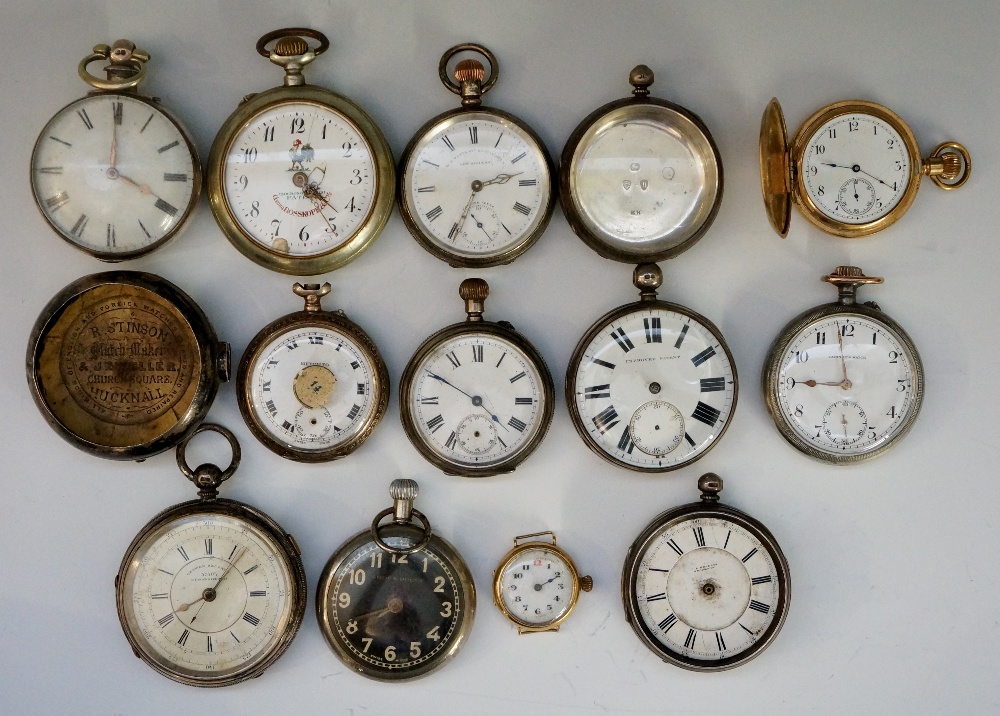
<box><xmin>317</xmin><ymin>526</ymin><xmax>475</xmax><ymax>681</ymax></box>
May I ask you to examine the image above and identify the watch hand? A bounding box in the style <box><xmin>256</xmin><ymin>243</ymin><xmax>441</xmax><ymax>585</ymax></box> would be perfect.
<box><xmin>470</xmin><ymin>213</ymin><xmax>492</xmax><ymax>239</ymax></box>
<box><xmin>189</xmin><ymin>547</ymin><xmax>246</xmax><ymax>623</ymax></box>
<box><xmin>424</xmin><ymin>370</ymin><xmax>476</xmax><ymax>401</ymax></box>
<box><xmin>109</xmin><ymin>113</ymin><xmax>118</xmax><ymax>170</ymax></box>
<box><xmin>821</xmin><ymin>162</ymin><xmax>893</xmax><ymax>189</ymax></box>
<box><xmin>534</xmin><ymin>575</ymin><xmax>560</xmax><ymax>591</ymax></box>
<box><xmin>479</xmin><ymin>172</ymin><xmax>521</xmax><ymax>188</ymax></box>
<box><xmin>836</xmin><ymin>321</ymin><xmax>849</xmax><ymax>384</ymax></box>
<box><xmin>841</xmin><ymin>413</ymin><xmax>849</xmax><ymax>437</ymax></box>
<box><xmin>303</xmin><ymin>185</ymin><xmax>338</xmax><ymax>213</ymax></box>
<box><xmin>802</xmin><ymin>379</ymin><xmax>850</xmax><ymax>388</ymax></box>
<box><xmin>453</xmin><ymin>190</ymin><xmax>477</xmax><ymax>240</ymax></box>
<box><xmin>116</xmin><ymin>173</ymin><xmax>163</xmax><ymax>201</ymax></box>
<box><xmin>478</xmin><ymin>394</ymin><xmax>510</xmax><ymax>433</ymax></box>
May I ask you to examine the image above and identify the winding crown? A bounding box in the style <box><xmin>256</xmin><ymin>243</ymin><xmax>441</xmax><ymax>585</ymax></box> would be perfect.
<box><xmin>455</xmin><ymin>59</ymin><xmax>486</xmax><ymax>83</ymax></box>
<box><xmin>275</xmin><ymin>36</ymin><xmax>309</xmax><ymax>57</ymax></box>
<box><xmin>390</xmin><ymin>478</ymin><xmax>419</xmax><ymax>502</ymax></box>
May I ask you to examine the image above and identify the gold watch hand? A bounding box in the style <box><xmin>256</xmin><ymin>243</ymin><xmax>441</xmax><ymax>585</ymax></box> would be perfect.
<box><xmin>479</xmin><ymin>171</ymin><xmax>522</xmax><ymax>188</ymax></box>
<box><xmin>836</xmin><ymin>322</ymin><xmax>849</xmax><ymax>387</ymax></box>
<box><xmin>109</xmin><ymin>115</ymin><xmax>118</xmax><ymax>169</ymax></box>
<box><xmin>802</xmin><ymin>379</ymin><xmax>850</xmax><ymax>388</ymax></box>
<box><xmin>116</xmin><ymin>173</ymin><xmax>163</xmax><ymax>201</ymax></box>
<box><xmin>453</xmin><ymin>190</ymin><xmax>477</xmax><ymax>240</ymax></box>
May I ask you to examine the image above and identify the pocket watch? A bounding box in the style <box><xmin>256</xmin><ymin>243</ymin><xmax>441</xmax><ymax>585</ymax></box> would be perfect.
<box><xmin>316</xmin><ymin>479</ymin><xmax>476</xmax><ymax>681</ymax></box>
<box><xmin>761</xmin><ymin>266</ymin><xmax>923</xmax><ymax>463</ymax></box>
<box><xmin>399</xmin><ymin>278</ymin><xmax>554</xmax><ymax>477</ymax></box>
<box><xmin>237</xmin><ymin>282</ymin><xmax>389</xmax><ymax>462</ymax></box>
<box><xmin>622</xmin><ymin>473</ymin><xmax>790</xmax><ymax>671</ymax></box>
<box><xmin>560</xmin><ymin>65</ymin><xmax>723</xmax><ymax>263</ymax></box>
<box><xmin>760</xmin><ymin>97</ymin><xmax>970</xmax><ymax>238</ymax></box>
<box><xmin>398</xmin><ymin>43</ymin><xmax>555</xmax><ymax>267</ymax></box>
<box><xmin>207</xmin><ymin>28</ymin><xmax>394</xmax><ymax>275</ymax></box>
<box><xmin>27</xmin><ymin>271</ymin><xmax>230</xmax><ymax>460</ymax></box>
<box><xmin>567</xmin><ymin>263</ymin><xmax>737</xmax><ymax>472</ymax></box>
<box><xmin>115</xmin><ymin>424</ymin><xmax>307</xmax><ymax>687</ymax></box>
<box><xmin>30</xmin><ymin>40</ymin><xmax>201</xmax><ymax>261</ymax></box>
<box><xmin>493</xmin><ymin>531</ymin><xmax>592</xmax><ymax>634</ymax></box>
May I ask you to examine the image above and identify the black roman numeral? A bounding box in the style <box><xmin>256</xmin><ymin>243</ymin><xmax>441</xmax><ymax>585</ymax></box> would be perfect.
<box><xmin>515</xmin><ymin>397</ymin><xmax>533</xmax><ymax>405</ymax></box>
<box><xmin>693</xmin><ymin>527</ymin><xmax>705</xmax><ymax>547</ymax></box>
<box><xmin>204</xmin><ymin>538</ymin><xmax>213</xmax><ymax>555</ymax></box>
<box><xmin>106</xmin><ymin>224</ymin><xmax>116</xmax><ymax>247</ymax></box>
<box><xmin>347</xmin><ymin>404</ymin><xmax>361</xmax><ymax>420</ymax></box>
<box><xmin>158</xmin><ymin>140</ymin><xmax>180</xmax><ymax>153</ymax></box>
<box><xmin>265</xmin><ymin>400</ymin><xmax>277</xmax><ymax>416</ymax></box>
<box><xmin>177</xmin><ymin>546</ymin><xmax>189</xmax><ymax>561</ymax></box>
<box><xmin>157</xmin><ymin>613</ymin><xmax>174</xmax><ymax>628</ymax></box>
<box><xmin>417</xmin><ymin>186</ymin><xmax>435</xmax><ymax>193</ymax></box>
<box><xmin>674</xmin><ymin>323</ymin><xmax>690</xmax><ymax>349</ymax></box>
<box><xmin>445</xmin><ymin>431</ymin><xmax>458</xmax><ymax>449</ymax></box>
<box><xmin>584</xmin><ymin>384</ymin><xmax>611</xmax><ymax>399</ymax></box>
<box><xmin>509</xmin><ymin>371</ymin><xmax>526</xmax><ymax>383</ymax></box>
<box><xmin>591</xmin><ymin>357</ymin><xmax>616</xmax><ymax>370</ymax></box>
<box><xmin>751</xmin><ymin>575</ymin><xmax>773</xmax><ymax>585</ymax></box>
<box><xmin>446</xmin><ymin>352</ymin><xmax>460</xmax><ymax>368</ymax></box>
<box><xmin>610</xmin><ymin>327</ymin><xmax>635</xmax><ymax>353</ymax></box>
<box><xmin>426</xmin><ymin>415</ymin><xmax>445</xmax><ymax>433</ymax></box>
<box><xmin>242</xmin><ymin>612</ymin><xmax>261</xmax><ymax>626</ymax></box>
<box><xmin>77</xmin><ymin>108</ymin><xmax>93</xmax><ymax>130</ymax></box>
<box><xmin>472</xmin><ymin>345</ymin><xmax>484</xmax><ymax>362</ymax></box>
<box><xmin>420</xmin><ymin>397</ymin><xmax>439</xmax><ymax>405</ymax></box>
<box><xmin>441</xmin><ymin>135</ymin><xmax>455</xmax><ymax>151</ymax></box>
<box><xmin>684</xmin><ymin>628</ymin><xmax>697</xmax><ymax>649</ymax></box>
<box><xmin>646</xmin><ymin>592</ymin><xmax>667</xmax><ymax>602</ymax></box>
<box><xmin>155</xmin><ymin>198</ymin><xmax>178</xmax><ymax>217</ymax></box>
<box><xmin>468</xmin><ymin>126</ymin><xmax>478</xmax><ymax>144</ymax></box>
<box><xmin>350</xmin><ymin>361</ymin><xmax>360</xmax><ymax>370</ymax></box>
<box><xmin>684</xmin><ymin>432</ymin><xmax>695</xmax><ymax>447</ymax></box>
<box><xmin>508</xmin><ymin>416</ymin><xmax>527</xmax><ymax>432</ymax></box>
<box><xmin>45</xmin><ymin>192</ymin><xmax>69</xmax><ymax>211</ymax></box>
<box><xmin>163</xmin><ymin>173</ymin><xmax>188</xmax><ymax>182</ymax></box>
<box><xmin>691</xmin><ymin>402</ymin><xmax>721</xmax><ymax>427</ymax></box>
<box><xmin>243</xmin><ymin>565</ymin><xmax>259</xmax><ymax>575</ymax></box>
<box><xmin>519</xmin><ymin>179</ymin><xmax>537</xmax><ymax>186</ymax></box>
<box><xmin>37</xmin><ymin>166</ymin><xmax>63</xmax><ymax>175</ymax></box>
<box><xmin>138</xmin><ymin>219</ymin><xmax>151</xmax><ymax>238</ymax></box>
<box><xmin>742</xmin><ymin>548</ymin><xmax>758</xmax><ymax>563</ymax></box>
<box><xmin>513</xmin><ymin>201</ymin><xmax>531</xmax><ymax>216</ymax></box>
<box><xmin>71</xmin><ymin>214</ymin><xmax>88</xmax><ymax>237</ymax></box>
<box><xmin>206</xmin><ymin>635</ymin><xmax>213</xmax><ymax>653</ymax></box>
<box><xmin>140</xmin><ymin>113</ymin><xmax>154</xmax><ymax>133</ymax></box>
<box><xmin>151</xmin><ymin>593</ymin><xmax>168</xmax><ymax>600</ymax></box>
<box><xmin>748</xmin><ymin>600</ymin><xmax>770</xmax><ymax>615</ymax></box>
<box><xmin>511</xmin><ymin>151</ymin><xmax>527</xmax><ymax>163</ymax></box>
<box><xmin>691</xmin><ymin>346</ymin><xmax>716</xmax><ymax>367</ymax></box>
<box><xmin>250</xmin><ymin>590</ymin><xmax>266</xmax><ymax>597</ymax></box>
<box><xmin>700</xmin><ymin>377</ymin><xmax>726</xmax><ymax>392</ymax></box>
<box><xmin>177</xmin><ymin>629</ymin><xmax>190</xmax><ymax>647</ymax></box>
<box><xmin>617</xmin><ymin>425</ymin><xmax>635</xmax><ymax>453</ymax></box>
<box><xmin>658</xmin><ymin>614</ymin><xmax>677</xmax><ymax>632</ymax></box>
<box><xmin>644</xmin><ymin>317</ymin><xmax>662</xmax><ymax>343</ymax></box>
<box><xmin>667</xmin><ymin>539</ymin><xmax>683</xmax><ymax>556</ymax></box>
<box><xmin>591</xmin><ymin>405</ymin><xmax>619</xmax><ymax>434</ymax></box>
<box><xmin>112</xmin><ymin>101</ymin><xmax>123</xmax><ymax>125</ymax></box>
<box><xmin>425</xmin><ymin>205</ymin><xmax>444</xmax><ymax>222</ymax></box>
<box><xmin>281</xmin><ymin>420</ymin><xmax>293</xmax><ymax>432</ymax></box>
<box><xmin>716</xmin><ymin>632</ymin><xmax>727</xmax><ymax>651</ymax></box>
<box><xmin>357</xmin><ymin>382</ymin><xmax>366</xmax><ymax>395</ymax></box>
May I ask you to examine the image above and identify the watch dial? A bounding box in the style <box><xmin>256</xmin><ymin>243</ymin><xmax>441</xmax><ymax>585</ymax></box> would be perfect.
<box><xmin>407</xmin><ymin>332</ymin><xmax>549</xmax><ymax>470</ymax></box>
<box><xmin>222</xmin><ymin>101</ymin><xmax>377</xmax><ymax>257</ymax></box>
<box><xmin>402</xmin><ymin>111</ymin><xmax>551</xmax><ymax>261</ymax></box>
<box><xmin>120</xmin><ymin>511</ymin><xmax>296</xmax><ymax>683</ymax></box>
<box><xmin>632</xmin><ymin>515</ymin><xmax>784</xmax><ymax>667</ymax></box>
<box><xmin>800</xmin><ymin>113</ymin><xmax>910</xmax><ymax>224</ymax></box>
<box><xmin>31</xmin><ymin>95</ymin><xmax>197</xmax><ymax>256</ymax></box>
<box><xmin>570</xmin><ymin>305</ymin><xmax>736</xmax><ymax>470</ymax></box>
<box><xmin>568</xmin><ymin>104</ymin><xmax>720</xmax><ymax>258</ymax></box>
<box><xmin>498</xmin><ymin>547</ymin><xmax>573</xmax><ymax>627</ymax></box>
<box><xmin>772</xmin><ymin>313</ymin><xmax>920</xmax><ymax>458</ymax></box>
<box><xmin>319</xmin><ymin>534</ymin><xmax>472</xmax><ymax>680</ymax></box>
<box><xmin>246</xmin><ymin>325</ymin><xmax>379</xmax><ymax>454</ymax></box>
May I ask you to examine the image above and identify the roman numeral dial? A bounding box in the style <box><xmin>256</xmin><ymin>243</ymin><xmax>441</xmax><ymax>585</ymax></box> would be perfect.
<box><xmin>570</xmin><ymin>302</ymin><xmax>737</xmax><ymax>471</ymax></box>
<box><xmin>31</xmin><ymin>93</ymin><xmax>199</xmax><ymax>257</ymax></box>
<box><xmin>402</xmin><ymin>111</ymin><xmax>553</xmax><ymax>266</ymax></box>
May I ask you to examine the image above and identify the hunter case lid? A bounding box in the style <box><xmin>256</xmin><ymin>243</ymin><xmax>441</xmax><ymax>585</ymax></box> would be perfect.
<box><xmin>759</xmin><ymin>98</ymin><xmax>792</xmax><ymax>238</ymax></box>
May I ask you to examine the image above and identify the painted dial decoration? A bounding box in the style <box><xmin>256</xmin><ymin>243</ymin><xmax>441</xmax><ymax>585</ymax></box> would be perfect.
<box><xmin>120</xmin><ymin>513</ymin><xmax>296</xmax><ymax>682</ymax></box>
<box><xmin>31</xmin><ymin>94</ymin><xmax>199</xmax><ymax>259</ymax></box>
<box><xmin>623</xmin><ymin>474</ymin><xmax>790</xmax><ymax>671</ymax></box>
<box><xmin>763</xmin><ymin>267</ymin><xmax>923</xmax><ymax>463</ymax></box>
<box><xmin>407</xmin><ymin>333</ymin><xmax>547</xmax><ymax>471</ymax></box>
<box><xmin>800</xmin><ymin>113</ymin><xmax>910</xmax><ymax>224</ymax></box>
<box><xmin>222</xmin><ymin>102</ymin><xmax>376</xmax><ymax>257</ymax></box>
<box><xmin>401</xmin><ymin>112</ymin><xmax>551</xmax><ymax>264</ymax></box>
<box><xmin>246</xmin><ymin>326</ymin><xmax>378</xmax><ymax>453</ymax></box>
<box><xmin>568</xmin><ymin>272</ymin><xmax>737</xmax><ymax>472</ymax></box>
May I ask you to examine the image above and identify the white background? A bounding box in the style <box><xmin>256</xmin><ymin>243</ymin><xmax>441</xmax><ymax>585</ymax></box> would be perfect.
<box><xmin>2</xmin><ymin>1</ymin><xmax>998</xmax><ymax>713</ymax></box>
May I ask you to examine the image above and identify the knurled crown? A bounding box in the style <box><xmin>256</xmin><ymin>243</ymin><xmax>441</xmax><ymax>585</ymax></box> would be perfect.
<box><xmin>390</xmin><ymin>478</ymin><xmax>419</xmax><ymax>502</ymax></box>
<box><xmin>630</xmin><ymin>64</ymin><xmax>654</xmax><ymax>96</ymax></box>
<box><xmin>833</xmin><ymin>266</ymin><xmax>863</xmax><ymax>278</ymax></box>
<box><xmin>275</xmin><ymin>36</ymin><xmax>309</xmax><ymax>57</ymax></box>
<box><xmin>941</xmin><ymin>151</ymin><xmax>962</xmax><ymax>180</ymax></box>
<box><xmin>460</xmin><ymin>278</ymin><xmax>490</xmax><ymax>302</ymax></box>
<box><xmin>455</xmin><ymin>59</ymin><xmax>486</xmax><ymax>83</ymax></box>
<box><xmin>580</xmin><ymin>575</ymin><xmax>594</xmax><ymax>592</ymax></box>
<box><xmin>698</xmin><ymin>473</ymin><xmax>723</xmax><ymax>501</ymax></box>
<box><xmin>634</xmin><ymin>263</ymin><xmax>662</xmax><ymax>299</ymax></box>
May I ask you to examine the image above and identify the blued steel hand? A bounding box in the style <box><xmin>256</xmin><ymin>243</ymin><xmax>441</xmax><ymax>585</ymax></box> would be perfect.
<box><xmin>821</xmin><ymin>162</ymin><xmax>893</xmax><ymax>189</ymax></box>
<box><xmin>470</xmin><ymin>213</ymin><xmax>492</xmax><ymax>239</ymax></box>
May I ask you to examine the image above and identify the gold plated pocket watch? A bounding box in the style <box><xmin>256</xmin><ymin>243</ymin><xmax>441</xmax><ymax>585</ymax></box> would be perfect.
<box><xmin>560</xmin><ymin>65</ymin><xmax>723</xmax><ymax>263</ymax></box>
<box><xmin>31</xmin><ymin>40</ymin><xmax>201</xmax><ymax>261</ymax></box>
<box><xmin>207</xmin><ymin>28</ymin><xmax>394</xmax><ymax>275</ymax></box>
<box><xmin>567</xmin><ymin>264</ymin><xmax>737</xmax><ymax>472</ymax></box>
<box><xmin>493</xmin><ymin>531</ymin><xmax>592</xmax><ymax>634</ymax></box>
<box><xmin>27</xmin><ymin>271</ymin><xmax>229</xmax><ymax>460</ymax></box>
<box><xmin>115</xmin><ymin>425</ymin><xmax>307</xmax><ymax>687</ymax></box>
<box><xmin>761</xmin><ymin>266</ymin><xmax>923</xmax><ymax>463</ymax></box>
<box><xmin>760</xmin><ymin>98</ymin><xmax>970</xmax><ymax>238</ymax></box>
<box><xmin>622</xmin><ymin>473</ymin><xmax>790</xmax><ymax>671</ymax></box>
<box><xmin>398</xmin><ymin>43</ymin><xmax>555</xmax><ymax>267</ymax></box>
<box><xmin>399</xmin><ymin>278</ymin><xmax>555</xmax><ymax>477</ymax></box>
<box><xmin>316</xmin><ymin>479</ymin><xmax>476</xmax><ymax>681</ymax></box>
<box><xmin>237</xmin><ymin>282</ymin><xmax>389</xmax><ymax>462</ymax></box>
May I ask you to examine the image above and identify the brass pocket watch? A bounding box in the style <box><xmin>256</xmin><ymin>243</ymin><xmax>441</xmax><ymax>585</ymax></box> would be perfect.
<box><xmin>237</xmin><ymin>282</ymin><xmax>389</xmax><ymax>462</ymax></box>
<box><xmin>27</xmin><ymin>271</ymin><xmax>230</xmax><ymax>460</ymax></box>
<box><xmin>115</xmin><ymin>425</ymin><xmax>307</xmax><ymax>687</ymax></box>
<box><xmin>493</xmin><ymin>531</ymin><xmax>592</xmax><ymax>634</ymax></box>
<box><xmin>622</xmin><ymin>473</ymin><xmax>790</xmax><ymax>671</ymax></box>
<box><xmin>316</xmin><ymin>479</ymin><xmax>476</xmax><ymax>681</ymax></box>
<box><xmin>560</xmin><ymin>65</ymin><xmax>723</xmax><ymax>263</ymax></box>
<box><xmin>398</xmin><ymin>43</ymin><xmax>555</xmax><ymax>267</ymax></box>
<box><xmin>567</xmin><ymin>264</ymin><xmax>737</xmax><ymax>472</ymax></box>
<box><xmin>761</xmin><ymin>266</ymin><xmax>923</xmax><ymax>463</ymax></box>
<box><xmin>31</xmin><ymin>40</ymin><xmax>201</xmax><ymax>261</ymax></box>
<box><xmin>760</xmin><ymin>97</ymin><xmax>970</xmax><ymax>238</ymax></box>
<box><xmin>399</xmin><ymin>278</ymin><xmax>555</xmax><ymax>477</ymax></box>
<box><xmin>207</xmin><ymin>28</ymin><xmax>395</xmax><ymax>275</ymax></box>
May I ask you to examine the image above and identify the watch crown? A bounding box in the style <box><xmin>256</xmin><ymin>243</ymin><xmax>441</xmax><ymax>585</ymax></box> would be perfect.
<box><xmin>580</xmin><ymin>575</ymin><xmax>594</xmax><ymax>592</ymax></box>
<box><xmin>460</xmin><ymin>278</ymin><xmax>489</xmax><ymax>320</ymax></box>
<box><xmin>939</xmin><ymin>151</ymin><xmax>962</xmax><ymax>181</ymax></box>
<box><xmin>389</xmin><ymin>478</ymin><xmax>419</xmax><ymax>502</ymax></box>
<box><xmin>633</xmin><ymin>263</ymin><xmax>662</xmax><ymax>300</ymax></box>
<box><xmin>833</xmin><ymin>266</ymin><xmax>864</xmax><ymax>279</ymax></box>
<box><xmin>454</xmin><ymin>59</ymin><xmax>486</xmax><ymax>83</ymax></box>
<box><xmin>698</xmin><ymin>472</ymin><xmax>723</xmax><ymax>501</ymax></box>
<box><xmin>274</xmin><ymin>36</ymin><xmax>310</xmax><ymax>57</ymax></box>
<box><xmin>293</xmin><ymin>281</ymin><xmax>332</xmax><ymax>312</ymax></box>
<box><xmin>629</xmin><ymin>64</ymin><xmax>654</xmax><ymax>97</ymax></box>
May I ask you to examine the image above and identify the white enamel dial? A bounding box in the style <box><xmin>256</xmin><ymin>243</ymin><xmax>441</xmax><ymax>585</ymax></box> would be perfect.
<box><xmin>222</xmin><ymin>102</ymin><xmax>377</xmax><ymax>257</ymax></box>
<box><xmin>121</xmin><ymin>512</ymin><xmax>295</xmax><ymax>680</ymax></box>
<box><xmin>403</xmin><ymin>112</ymin><xmax>550</xmax><ymax>261</ymax></box>
<box><xmin>408</xmin><ymin>333</ymin><xmax>547</xmax><ymax>470</ymax></box>
<box><xmin>774</xmin><ymin>314</ymin><xmax>919</xmax><ymax>457</ymax></box>
<box><xmin>31</xmin><ymin>94</ymin><xmax>197</xmax><ymax>256</ymax></box>
<box><xmin>248</xmin><ymin>326</ymin><xmax>378</xmax><ymax>452</ymax></box>
<box><xmin>634</xmin><ymin>516</ymin><xmax>782</xmax><ymax>663</ymax></box>
<box><xmin>497</xmin><ymin>547</ymin><xmax>573</xmax><ymax>627</ymax></box>
<box><xmin>801</xmin><ymin>113</ymin><xmax>911</xmax><ymax>224</ymax></box>
<box><xmin>571</xmin><ymin>306</ymin><xmax>736</xmax><ymax>470</ymax></box>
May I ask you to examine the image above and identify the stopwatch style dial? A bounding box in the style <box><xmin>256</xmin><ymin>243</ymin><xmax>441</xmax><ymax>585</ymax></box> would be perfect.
<box><xmin>31</xmin><ymin>93</ymin><xmax>199</xmax><ymax>260</ymax></box>
<box><xmin>799</xmin><ymin>111</ymin><xmax>911</xmax><ymax>224</ymax></box>
<box><xmin>765</xmin><ymin>284</ymin><xmax>922</xmax><ymax>462</ymax></box>
<box><xmin>623</xmin><ymin>474</ymin><xmax>790</xmax><ymax>671</ymax></box>
<box><xmin>568</xmin><ymin>265</ymin><xmax>736</xmax><ymax>472</ymax></box>
<box><xmin>222</xmin><ymin>102</ymin><xmax>377</xmax><ymax>258</ymax></box>
<box><xmin>406</xmin><ymin>332</ymin><xmax>549</xmax><ymax>473</ymax></box>
<box><xmin>401</xmin><ymin>111</ymin><xmax>553</xmax><ymax>265</ymax></box>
